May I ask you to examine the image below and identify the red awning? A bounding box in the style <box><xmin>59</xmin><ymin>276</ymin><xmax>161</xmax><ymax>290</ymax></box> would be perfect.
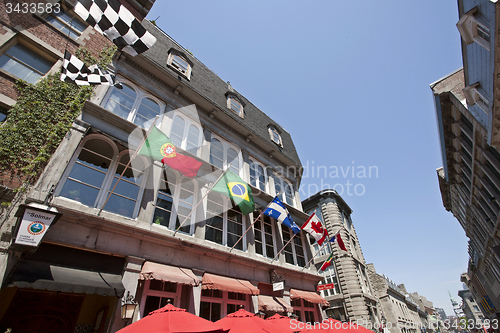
<box><xmin>258</xmin><ymin>295</ymin><xmax>293</xmax><ymax>313</ymax></box>
<box><xmin>290</xmin><ymin>288</ymin><xmax>329</xmax><ymax>306</ymax></box>
<box><xmin>139</xmin><ymin>262</ymin><xmax>200</xmax><ymax>286</ymax></box>
<box><xmin>202</xmin><ymin>273</ymin><xmax>259</xmax><ymax>295</ymax></box>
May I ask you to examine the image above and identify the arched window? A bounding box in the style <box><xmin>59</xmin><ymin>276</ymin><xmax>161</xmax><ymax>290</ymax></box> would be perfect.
<box><xmin>169</xmin><ymin>114</ymin><xmax>203</xmax><ymax>156</ymax></box>
<box><xmin>57</xmin><ymin>135</ymin><xmax>149</xmax><ymax>219</ymax></box>
<box><xmin>249</xmin><ymin>161</ymin><xmax>266</xmax><ymax>192</ymax></box>
<box><xmin>102</xmin><ymin>80</ymin><xmax>164</xmax><ymax>128</ymax></box>
<box><xmin>209</xmin><ymin>135</ymin><xmax>241</xmax><ymax>176</ymax></box>
<box><xmin>272</xmin><ymin>175</ymin><xmax>294</xmax><ymax>207</ymax></box>
<box><xmin>58</xmin><ymin>136</ymin><xmax>115</xmax><ymax>207</ymax></box>
<box><xmin>273</xmin><ymin>174</ymin><xmax>283</xmax><ymax>202</ymax></box>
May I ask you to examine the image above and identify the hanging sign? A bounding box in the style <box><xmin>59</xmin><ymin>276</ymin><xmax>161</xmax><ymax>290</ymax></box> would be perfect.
<box><xmin>14</xmin><ymin>207</ymin><xmax>58</xmax><ymax>247</ymax></box>
<box><xmin>317</xmin><ymin>283</ymin><xmax>335</xmax><ymax>291</ymax></box>
<box><xmin>273</xmin><ymin>281</ymin><xmax>285</xmax><ymax>291</ymax></box>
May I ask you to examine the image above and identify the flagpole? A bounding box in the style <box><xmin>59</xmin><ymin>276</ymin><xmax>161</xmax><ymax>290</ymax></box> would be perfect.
<box><xmin>173</xmin><ymin>167</ymin><xmax>230</xmax><ymax>236</ymax></box>
<box><xmin>301</xmin><ymin>240</ymin><xmax>330</xmax><ymax>271</ymax></box>
<box><xmin>98</xmin><ymin>116</ymin><xmax>158</xmax><ymax>215</ymax></box>
<box><xmin>229</xmin><ymin>191</ymin><xmax>283</xmax><ymax>253</ymax></box>
<box><xmin>271</xmin><ymin>231</ymin><xmax>298</xmax><ymax>262</ymax></box>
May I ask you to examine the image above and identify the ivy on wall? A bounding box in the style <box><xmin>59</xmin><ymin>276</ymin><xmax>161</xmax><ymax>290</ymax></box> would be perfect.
<box><xmin>0</xmin><ymin>46</ymin><xmax>116</xmax><ymax>194</ymax></box>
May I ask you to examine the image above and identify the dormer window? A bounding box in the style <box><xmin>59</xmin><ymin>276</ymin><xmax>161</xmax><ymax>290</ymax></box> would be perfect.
<box><xmin>268</xmin><ymin>126</ymin><xmax>282</xmax><ymax>147</ymax></box>
<box><xmin>225</xmin><ymin>93</ymin><xmax>244</xmax><ymax>117</ymax></box>
<box><xmin>167</xmin><ymin>50</ymin><xmax>193</xmax><ymax>79</ymax></box>
<box><xmin>463</xmin><ymin>82</ymin><xmax>489</xmax><ymax>113</ymax></box>
<box><xmin>457</xmin><ymin>7</ymin><xmax>490</xmax><ymax>51</ymax></box>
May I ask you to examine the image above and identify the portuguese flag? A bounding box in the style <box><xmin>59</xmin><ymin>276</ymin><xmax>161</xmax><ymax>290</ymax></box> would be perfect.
<box><xmin>138</xmin><ymin>126</ymin><xmax>202</xmax><ymax>177</ymax></box>
<box><xmin>212</xmin><ymin>170</ymin><xmax>255</xmax><ymax>215</ymax></box>
<box><xmin>320</xmin><ymin>252</ymin><xmax>335</xmax><ymax>271</ymax></box>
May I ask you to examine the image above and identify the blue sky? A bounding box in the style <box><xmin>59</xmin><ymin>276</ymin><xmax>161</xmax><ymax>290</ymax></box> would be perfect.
<box><xmin>147</xmin><ymin>1</ymin><xmax>467</xmax><ymax>316</ymax></box>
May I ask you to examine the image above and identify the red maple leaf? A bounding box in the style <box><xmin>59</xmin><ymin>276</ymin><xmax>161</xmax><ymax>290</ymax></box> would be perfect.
<box><xmin>311</xmin><ymin>221</ymin><xmax>324</xmax><ymax>234</ymax></box>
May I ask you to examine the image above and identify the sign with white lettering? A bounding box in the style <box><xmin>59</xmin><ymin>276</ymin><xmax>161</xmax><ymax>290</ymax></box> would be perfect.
<box><xmin>317</xmin><ymin>283</ymin><xmax>335</xmax><ymax>291</ymax></box>
<box><xmin>14</xmin><ymin>208</ymin><xmax>57</xmax><ymax>247</ymax></box>
<box><xmin>273</xmin><ymin>281</ymin><xmax>285</xmax><ymax>291</ymax></box>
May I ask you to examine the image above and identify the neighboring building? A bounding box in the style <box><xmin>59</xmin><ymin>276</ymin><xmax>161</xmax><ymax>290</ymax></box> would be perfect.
<box><xmin>450</xmin><ymin>291</ymin><xmax>466</xmax><ymax>318</ymax></box>
<box><xmin>433</xmin><ymin>0</ymin><xmax>500</xmax><ymax>322</ymax></box>
<box><xmin>367</xmin><ymin>267</ymin><xmax>428</xmax><ymax>333</ymax></box>
<box><xmin>458</xmin><ymin>288</ymin><xmax>485</xmax><ymax>323</ymax></box>
<box><xmin>435</xmin><ymin>307</ymin><xmax>448</xmax><ymax>321</ymax></box>
<box><xmin>432</xmin><ymin>64</ymin><xmax>500</xmax><ymax>320</ymax></box>
<box><xmin>301</xmin><ymin>189</ymin><xmax>381</xmax><ymax>327</ymax></box>
<box><xmin>0</xmin><ymin>1</ymin><xmax>328</xmax><ymax>332</ymax></box>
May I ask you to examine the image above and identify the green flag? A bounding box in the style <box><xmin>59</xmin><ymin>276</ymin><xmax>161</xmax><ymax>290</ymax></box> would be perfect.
<box><xmin>212</xmin><ymin>170</ymin><xmax>255</xmax><ymax>215</ymax></box>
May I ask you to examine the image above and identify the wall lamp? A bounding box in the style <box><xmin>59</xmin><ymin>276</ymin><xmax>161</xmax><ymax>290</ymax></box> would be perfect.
<box><xmin>121</xmin><ymin>291</ymin><xmax>137</xmax><ymax>322</ymax></box>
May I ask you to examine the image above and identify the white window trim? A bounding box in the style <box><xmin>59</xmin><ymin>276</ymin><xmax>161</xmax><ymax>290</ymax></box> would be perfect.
<box><xmin>268</xmin><ymin>126</ymin><xmax>283</xmax><ymax>147</ymax></box>
<box><xmin>210</xmin><ymin>134</ymin><xmax>243</xmax><ymax>176</ymax></box>
<box><xmin>55</xmin><ymin>134</ymin><xmax>150</xmax><ymax>219</ymax></box>
<box><xmin>153</xmin><ymin>168</ymin><xmax>198</xmax><ymax>235</ymax></box>
<box><xmin>102</xmin><ymin>78</ymin><xmax>166</xmax><ymax>126</ymax></box>
<box><xmin>40</xmin><ymin>3</ymin><xmax>89</xmax><ymax>41</ymax></box>
<box><xmin>282</xmin><ymin>227</ymin><xmax>307</xmax><ymax>266</ymax></box>
<box><xmin>272</xmin><ymin>174</ymin><xmax>295</xmax><ymax>207</ymax></box>
<box><xmin>283</xmin><ymin>179</ymin><xmax>295</xmax><ymax>207</ymax></box>
<box><xmin>249</xmin><ymin>159</ymin><xmax>268</xmax><ymax>193</ymax></box>
<box><xmin>205</xmin><ymin>193</ymin><xmax>247</xmax><ymax>251</ymax></box>
<box><xmin>463</xmin><ymin>83</ymin><xmax>489</xmax><ymax>114</ymax></box>
<box><xmin>227</xmin><ymin>96</ymin><xmax>244</xmax><ymax>117</ymax></box>
<box><xmin>166</xmin><ymin>113</ymin><xmax>204</xmax><ymax>157</ymax></box>
<box><xmin>457</xmin><ymin>8</ymin><xmax>490</xmax><ymax>51</ymax></box>
<box><xmin>253</xmin><ymin>214</ymin><xmax>277</xmax><ymax>259</ymax></box>
<box><xmin>167</xmin><ymin>51</ymin><xmax>192</xmax><ymax>79</ymax></box>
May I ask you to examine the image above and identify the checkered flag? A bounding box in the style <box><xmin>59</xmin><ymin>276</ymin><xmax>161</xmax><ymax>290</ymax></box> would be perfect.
<box><xmin>74</xmin><ymin>0</ymin><xmax>156</xmax><ymax>56</ymax></box>
<box><xmin>60</xmin><ymin>51</ymin><xmax>121</xmax><ymax>87</ymax></box>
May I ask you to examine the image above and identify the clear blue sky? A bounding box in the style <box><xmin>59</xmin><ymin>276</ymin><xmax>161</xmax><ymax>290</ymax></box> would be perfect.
<box><xmin>147</xmin><ymin>0</ymin><xmax>467</xmax><ymax>316</ymax></box>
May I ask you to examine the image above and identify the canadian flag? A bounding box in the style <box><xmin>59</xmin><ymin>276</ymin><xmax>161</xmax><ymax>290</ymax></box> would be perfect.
<box><xmin>302</xmin><ymin>213</ymin><xmax>328</xmax><ymax>245</ymax></box>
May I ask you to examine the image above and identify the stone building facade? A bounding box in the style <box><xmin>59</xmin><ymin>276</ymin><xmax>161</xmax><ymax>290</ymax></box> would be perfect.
<box><xmin>301</xmin><ymin>189</ymin><xmax>381</xmax><ymax>327</ymax></box>
<box><xmin>0</xmin><ymin>1</ymin><xmax>328</xmax><ymax>332</ymax></box>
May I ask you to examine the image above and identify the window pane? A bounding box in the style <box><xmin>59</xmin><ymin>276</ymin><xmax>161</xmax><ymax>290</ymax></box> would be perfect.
<box><xmin>176</xmin><ymin>179</ymin><xmax>194</xmax><ymax>234</ymax></box>
<box><xmin>171</xmin><ymin>55</ymin><xmax>189</xmax><ymax>74</ymax></box>
<box><xmin>0</xmin><ymin>44</ymin><xmax>53</xmax><ymax>84</ymax></box>
<box><xmin>186</xmin><ymin>124</ymin><xmax>200</xmax><ymax>154</ymax></box>
<box><xmin>144</xmin><ymin>296</ymin><xmax>161</xmax><ymax>316</ymax></box>
<box><xmin>284</xmin><ymin>182</ymin><xmax>294</xmax><ymax>206</ymax></box>
<box><xmin>135</xmin><ymin>97</ymin><xmax>161</xmax><ymax>128</ymax></box>
<box><xmin>0</xmin><ymin>107</ymin><xmax>7</xmax><ymax>122</ymax></box>
<box><xmin>170</xmin><ymin>116</ymin><xmax>185</xmax><ymax>147</ymax></box>
<box><xmin>227</xmin><ymin>148</ymin><xmax>239</xmax><ymax>175</ymax></box>
<box><xmin>210</xmin><ymin>138</ymin><xmax>224</xmax><ymax>169</ymax></box>
<box><xmin>103</xmin><ymin>83</ymin><xmax>136</xmax><ymax>120</ymax></box>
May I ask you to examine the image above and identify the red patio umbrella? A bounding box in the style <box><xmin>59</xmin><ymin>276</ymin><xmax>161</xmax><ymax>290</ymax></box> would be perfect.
<box><xmin>117</xmin><ymin>303</ymin><xmax>227</xmax><ymax>333</ymax></box>
<box><xmin>215</xmin><ymin>309</ymin><xmax>291</xmax><ymax>333</ymax></box>
<box><xmin>265</xmin><ymin>313</ymin><xmax>305</xmax><ymax>332</ymax></box>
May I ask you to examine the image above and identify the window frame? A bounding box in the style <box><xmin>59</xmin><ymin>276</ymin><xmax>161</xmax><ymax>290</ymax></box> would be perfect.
<box><xmin>0</xmin><ymin>38</ymin><xmax>57</xmax><ymax>84</ymax></box>
<box><xmin>253</xmin><ymin>212</ymin><xmax>277</xmax><ymax>259</ymax></box>
<box><xmin>55</xmin><ymin>134</ymin><xmax>150</xmax><ymax>219</ymax></box>
<box><xmin>200</xmin><ymin>289</ymin><xmax>248</xmax><ymax>322</ymax></box>
<box><xmin>43</xmin><ymin>3</ymin><xmax>88</xmax><ymax>40</ymax></box>
<box><xmin>249</xmin><ymin>159</ymin><xmax>267</xmax><ymax>193</ymax></box>
<box><xmin>272</xmin><ymin>174</ymin><xmax>295</xmax><ymax>207</ymax></box>
<box><xmin>152</xmin><ymin>168</ymin><xmax>198</xmax><ymax>235</ymax></box>
<box><xmin>209</xmin><ymin>134</ymin><xmax>243</xmax><ymax>176</ymax></box>
<box><xmin>226</xmin><ymin>95</ymin><xmax>244</xmax><ymax>117</ymax></box>
<box><xmin>457</xmin><ymin>7</ymin><xmax>491</xmax><ymax>51</ymax></box>
<box><xmin>319</xmin><ymin>263</ymin><xmax>341</xmax><ymax>297</ymax></box>
<box><xmin>268</xmin><ymin>126</ymin><xmax>283</xmax><ymax>147</ymax></box>
<box><xmin>101</xmin><ymin>79</ymin><xmax>167</xmax><ymax>128</ymax></box>
<box><xmin>166</xmin><ymin>113</ymin><xmax>204</xmax><ymax>157</ymax></box>
<box><xmin>167</xmin><ymin>50</ymin><xmax>193</xmax><ymax>80</ymax></box>
<box><xmin>139</xmin><ymin>279</ymin><xmax>183</xmax><ymax>318</ymax></box>
<box><xmin>205</xmin><ymin>192</ymin><xmax>247</xmax><ymax>251</ymax></box>
<box><xmin>281</xmin><ymin>227</ymin><xmax>307</xmax><ymax>267</ymax></box>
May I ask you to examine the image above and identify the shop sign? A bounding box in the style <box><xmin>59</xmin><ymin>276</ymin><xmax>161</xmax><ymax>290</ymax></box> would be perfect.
<box><xmin>14</xmin><ymin>208</ymin><xmax>58</xmax><ymax>247</ymax></box>
<box><xmin>273</xmin><ymin>281</ymin><xmax>285</xmax><ymax>291</ymax></box>
<box><xmin>317</xmin><ymin>283</ymin><xmax>335</xmax><ymax>291</ymax></box>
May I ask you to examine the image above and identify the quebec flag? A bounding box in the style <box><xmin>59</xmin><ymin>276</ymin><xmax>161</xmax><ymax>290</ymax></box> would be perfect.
<box><xmin>263</xmin><ymin>197</ymin><xmax>301</xmax><ymax>234</ymax></box>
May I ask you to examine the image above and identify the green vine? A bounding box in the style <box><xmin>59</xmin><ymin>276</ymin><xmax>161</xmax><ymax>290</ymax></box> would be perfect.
<box><xmin>0</xmin><ymin>45</ymin><xmax>116</xmax><ymax>191</ymax></box>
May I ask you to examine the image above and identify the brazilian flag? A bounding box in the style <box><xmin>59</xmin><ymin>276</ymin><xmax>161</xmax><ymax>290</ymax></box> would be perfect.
<box><xmin>212</xmin><ymin>170</ymin><xmax>255</xmax><ymax>215</ymax></box>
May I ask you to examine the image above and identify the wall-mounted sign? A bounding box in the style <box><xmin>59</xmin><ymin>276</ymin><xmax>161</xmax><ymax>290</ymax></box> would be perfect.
<box><xmin>14</xmin><ymin>206</ymin><xmax>60</xmax><ymax>247</ymax></box>
<box><xmin>317</xmin><ymin>283</ymin><xmax>335</xmax><ymax>291</ymax></box>
<box><xmin>273</xmin><ymin>281</ymin><xmax>285</xmax><ymax>291</ymax></box>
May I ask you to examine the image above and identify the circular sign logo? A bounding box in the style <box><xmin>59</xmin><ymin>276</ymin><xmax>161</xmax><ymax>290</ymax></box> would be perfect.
<box><xmin>160</xmin><ymin>143</ymin><xmax>177</xmax><ymax>158</ymax></box>
<box><xmin>27</xmin><ymin>221</ymin><xmax>46</xmax><ymax>235</ymax></box>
